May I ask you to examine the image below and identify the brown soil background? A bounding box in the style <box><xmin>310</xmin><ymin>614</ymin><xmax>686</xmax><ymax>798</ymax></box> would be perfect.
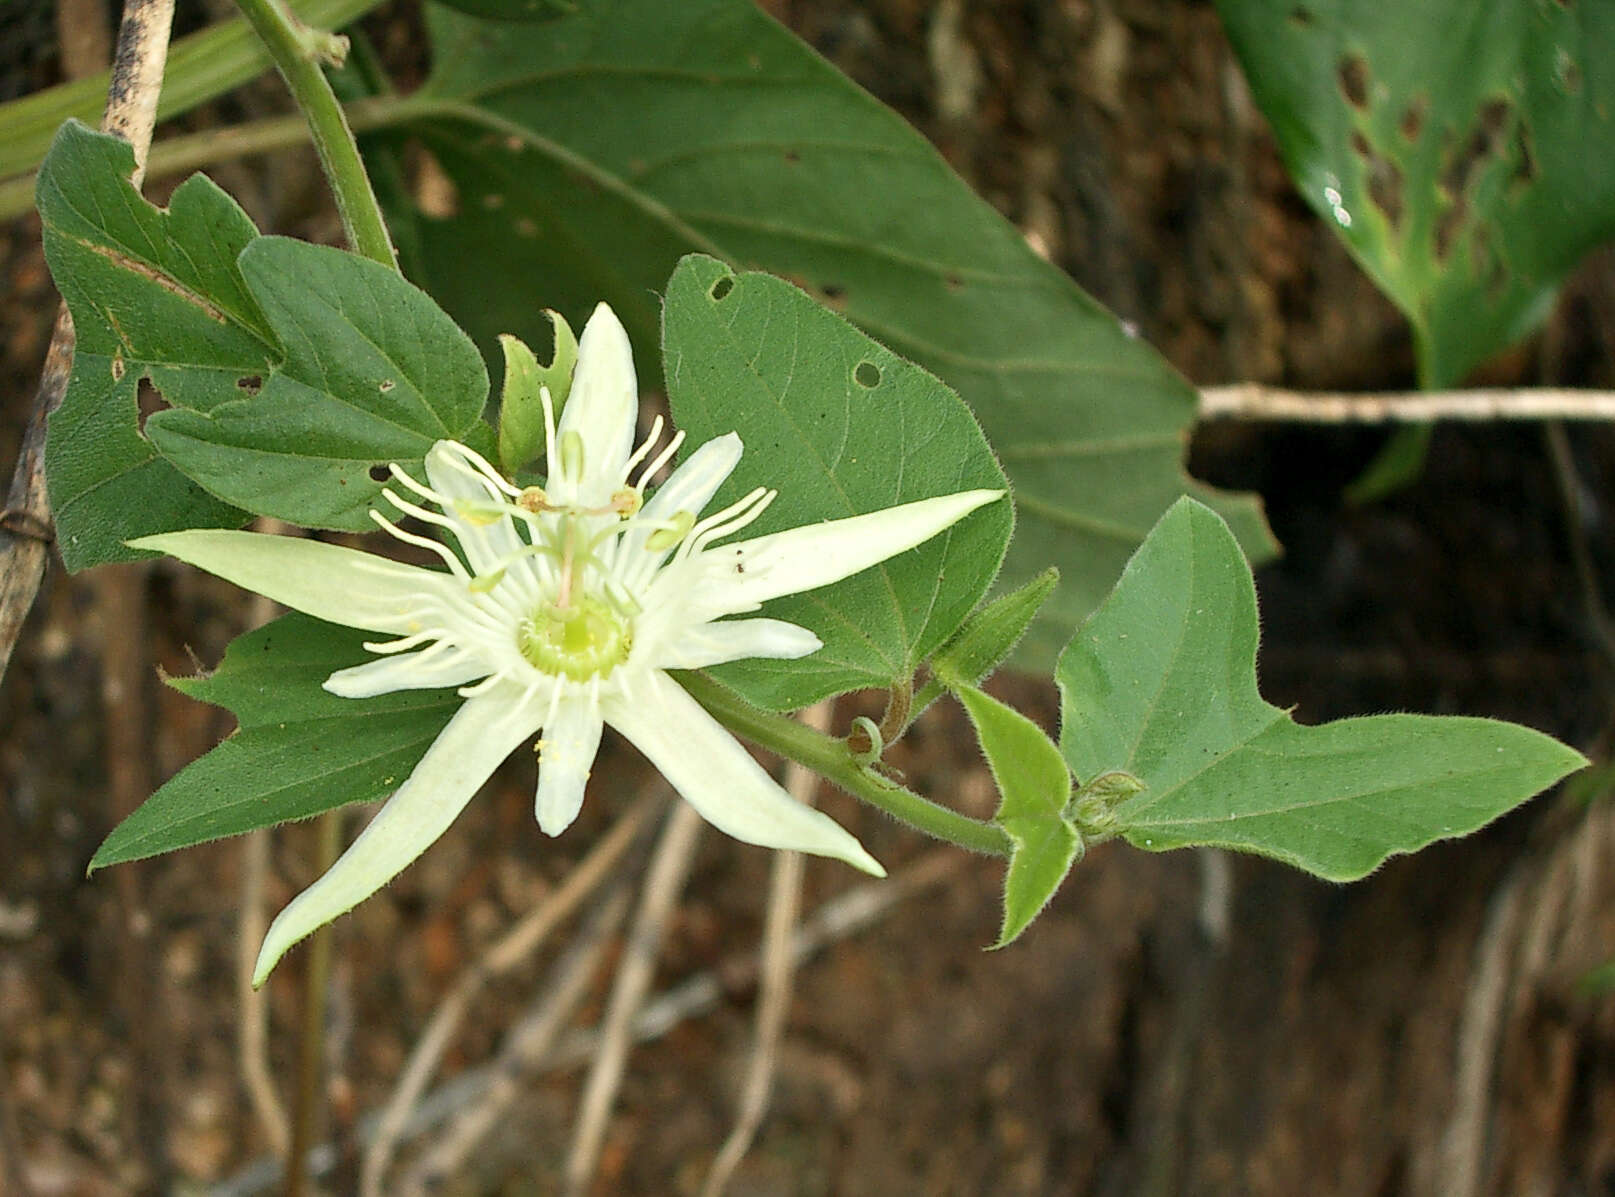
<box><xmin>4</xmin><ymin>1</ymin><xmax>1615</xmax><ymax>1194</ymax></box>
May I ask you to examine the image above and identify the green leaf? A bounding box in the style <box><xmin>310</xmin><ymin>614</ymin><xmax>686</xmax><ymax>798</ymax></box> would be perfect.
<box><xmin>144</xmin><ymin>236</ymin><xmax>490</xmax><ymax>530</ymax></box>
<box><xmin>663</xmin><ymin>256</ymin><xmax>1012</xmax><ymax>710</ymax></box>
<box><xmin>932</xmin><ymin>568</ymin><xmax>1060</xmax><ymax>690</ymax></box>
<box><xmin>1056</xmin><ymin>498</ymin><xmax>1587</xmax><ymax>879</ymax></box>
<box><xmin>37</xmin><ymin>121</ymin><xmax>264</xmax><ymax>568</ymax></box>
<box><xmin>1216</xmin><ymin>0</ymin><xmax>1615</xmax><ymax>386</ymax></box>
<box><xmin>90</xmin><ymin>614</ymin><xmax>458</xmax><ymax>870</ymax></box>
<box><xmin>377</xmin><ymin>0</ymin><xmax>1272</xmax><ymax>669</ymax></box>
<box><xmin>431</xmin><ymin>0</ymin><xmax>576</xmax><ymax>18</ymax></box>
<box><xmin>954</xmin><ymin>682</ymin><xmax>1078</xmax><ymax>947</ymax></box>
<box><xmin>37</xmin><ymin>123</ymin><xmax>492</xmax><ymax>556</ymax></box>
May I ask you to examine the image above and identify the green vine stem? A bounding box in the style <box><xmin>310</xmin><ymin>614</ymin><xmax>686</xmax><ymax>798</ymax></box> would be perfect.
<box><xmin>0</xmin><ymin>0</ymin><xmax>383</xmax><ymax>182</ymax></box>
<box><xmin>679</xmin><ymin>672</ymin><xmax>1012</xmax><ymax>859</ymax></box>
<box><xmin>231</xmin><ymin>0</ymin><xmax>396</xmax><ymax>268</ymax></box>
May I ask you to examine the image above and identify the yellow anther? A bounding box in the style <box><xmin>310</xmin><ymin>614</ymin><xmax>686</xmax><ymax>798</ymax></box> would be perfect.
<box><xmin>518</xmin><ymin>486</ymin><xmax>551</xmax><ymax>512</ymax></box>
<box><xmin>611</xmin><ymin>488</ymin><xmax>642</xmax><ymax>517</ymax></box>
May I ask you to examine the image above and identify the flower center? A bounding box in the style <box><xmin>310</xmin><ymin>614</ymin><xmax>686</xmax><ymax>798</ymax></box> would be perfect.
<box><xmin>517</xmin><ymin>596</ymin><xmax>632</xmax><ymax>681</ymax></box>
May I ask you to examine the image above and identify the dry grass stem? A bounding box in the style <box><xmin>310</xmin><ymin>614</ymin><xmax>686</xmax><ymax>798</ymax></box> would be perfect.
<box><xmin>700</xmin><ymin>700</ymin><xmax>833</xmax><ymax>1197</ymax></box>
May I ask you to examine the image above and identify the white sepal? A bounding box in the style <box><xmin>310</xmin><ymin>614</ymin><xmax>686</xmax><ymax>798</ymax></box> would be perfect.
<box><xmin>251</xmin><ymin>684</ymin><xmax>544</xmax><ymax>986</ymax></box>
<box><xmin>606</xmin><ymin>670</ymin><xmax>885</xmax><ymax>877</ymax></box>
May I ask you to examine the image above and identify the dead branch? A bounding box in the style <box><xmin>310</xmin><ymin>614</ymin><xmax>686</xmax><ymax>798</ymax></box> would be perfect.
<box><xmin>1198</xmin><ymin>384</ymin><xmax>1615</xmax><ymax>423</ymax></box>
<box><xmin>563</xmin><ymin>800</ymin><xmax>705</xmax><ymax>1196</ymax></box>
<box><xmin>701</xmin><ymin>701</ymin><xmax>833</xmax><ymax>1197</ymax></box>
<box><xmin>0</xmin><ymin>0</ymin><xmax>178</xmax><ymax>685</ymax></box>
<box><xmin>360</xmin><ymin>788</ymin><xmax>663</xmax><ymax>1196</ymax></box>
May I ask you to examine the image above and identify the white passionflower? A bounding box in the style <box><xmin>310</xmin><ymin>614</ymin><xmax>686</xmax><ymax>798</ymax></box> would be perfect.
<box><xmin>132</xmin><ymin>304</ymin><xmax>1003</xmax><ymax>985</ymax></box>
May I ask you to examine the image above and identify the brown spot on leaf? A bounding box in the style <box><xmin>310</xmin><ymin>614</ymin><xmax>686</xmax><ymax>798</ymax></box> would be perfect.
<box><xmin>1441</xmin><ymin>98</ymin><xmax>1512</xmax><ymax>202</ymax></box>
<box><xmin>1351</xmin><ymin>131</ymin><xmax>1405</xmax><ymax>231</ymax></box>
<box><xmin>1337</xmin><ymin>54</ymin><xmax>1370</xmax><ymax>110</ymax></box>
<box><xmin>368</xmin><ymin>465</ymin><xmax>390</xmax><ymax>482</ymax></box>
<box><xmin>237</xmin><ymin>375</ymin><xmax>262</xmax><ymax>395</ymax></box>
<box><xmin>1400</xmin><ymin>97</ymin><xmax>1427</xmax><ymax>143</ymax></box>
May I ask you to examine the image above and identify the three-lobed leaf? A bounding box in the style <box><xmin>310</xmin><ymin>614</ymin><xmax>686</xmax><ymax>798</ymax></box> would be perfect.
<box><xmin>91</xmin><ymin>614</ymin><xmax>458</xmax><ymax>870</ymax></box>
<box><xmin>36</xmin><ymin>122</ymin><xmax>491</xmax><ymax>567</ymax></box>
<box><xmin>374</xmin><ymin>0</ymin><xmax>1273</xmax><ymax>669</ymax></box>
<box><xmin>1057</xmin><ymin>498</ymin><xmax>1587</xmax><ymax>878</ymax></box>
<box><xmin>1215</xmin><ymin>0</ymin><xmax>1615</xmax><ymax>387</ymax></box>
<box><xmin>37</xmin><ymin>121</ymin><xmax>265</xmax><ymax>568</ymax></box>
<box><xmin>664</xmin><ymin>256</ymin><xmax>1012</xmax><ymax>710</ymax></box>
<box><xmin>144</xmin><ymin>235</ymin><xmax>490</xmax><ymax>529</ymax></box>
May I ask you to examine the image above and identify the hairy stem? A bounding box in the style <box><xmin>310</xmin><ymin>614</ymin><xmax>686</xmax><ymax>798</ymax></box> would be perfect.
<box><xmin>679</xmin><ymin>673</ymin><xmax>1011</xmax><ymax>858</ymax></box>
<box><xmin>232</xmin><ymin>0</ymin><xmax>396</xmax><ymax>268</ymax></box>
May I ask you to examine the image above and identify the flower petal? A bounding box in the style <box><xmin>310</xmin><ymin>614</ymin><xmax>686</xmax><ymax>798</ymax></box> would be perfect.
<box><xmin>605</xmin><ymin>671</ymin><xmax>885</xmax><ymax>876</ymax></box>
<box><xmin>252</xmin><ymin>685</ymin><xmax>542</xmax><ymax>986</ymax></box>
<box><xmin>534</xmin><ymin>696</ymin><xmax>605</xmax><ymax>834</ymax></box>
<box><xmin>324</xmin><ymin>645</ymin><xmax>489</xmax><ymax>698</ymax></box>
<box><xmin>702</xmin><ymin>489</ymin><xmax>1004</xmax><ymax>612</ymax></box>
<box><xmin>129</xmin><ymin>530</ymin><xmax>459</xmax><ymax>634</ymax></box>
<box><xmin>655</xmin><ymin>617</ymin><xmax>821</xmax><ymax>671</ymax></box>
<box><xmin>422</xmin><ymin>442</ymin><xmax>524</xmax><ymax>575</ymax></box>
<box><xmin>554</xmin><ymin>303</ymin><xmax>638</xmax><ymax>504</ymax></box>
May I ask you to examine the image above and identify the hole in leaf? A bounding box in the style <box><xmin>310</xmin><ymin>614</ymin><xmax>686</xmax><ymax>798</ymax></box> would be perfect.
<box><xmin>368</xmin><ymin>465</ymin><xmax>391</xmax><ymax>483</ymax></box>
<box><xmin>136</xmin><ymin>378</ymin><xmax>170</xmax><ymax>435</ymax></box>
<box><xmin>854</xmin><ymin>361</ymin><xmax>881</xmax><ymax>388</ymax></box>
<box><xmin>709</xmin><ymin>276</ymin><xmax>734</xmax><ymax>301</ymax></box>
<box><xmin>1337</xmin><ymin>54</ymin><xmax>1370</xmax><ymax>109</ymax></box>
<box><xmin>1399</xmin><ymin>96</ymin><xmax>1427</xmax><ymax>142</ymax></box>
<box><xmin>237</xmin><ymin>375</ymin><xmax>262</xmax><ymax>395</ymax></box>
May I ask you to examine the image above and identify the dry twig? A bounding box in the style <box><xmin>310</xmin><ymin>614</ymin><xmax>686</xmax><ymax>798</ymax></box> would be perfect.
<box><xmin>400</xmin><ymin>883</ymin><xmax>635</xmax><ymax>1193</ymax></box>
<box><xmin>0</xmin><ymin>0</ymin><xmax>177</xmax><ymax>684</ymax></box>
<box><xmin>360</xmin><ymin>788</ymin><xmax>664</xmax><ymax>1196</ymax></box>
<box><xmin>206</xmin><ymin>848</ymin><xmax>967</xmax><ymax>1197</ymax></box>
<box><xmin>700</xmin><ymin>701</ymin><xmax>834</xmax><ymax>1197</ymax></box>
<box><xmin>563</xmin><ymin>800</ymin><xmax>705</xmax><ymax>1196</ymax></box>
<box><xmin>1197</xmin><ymin>384</ymin><xmax>1615</xmax><ymax>423</ymax></box>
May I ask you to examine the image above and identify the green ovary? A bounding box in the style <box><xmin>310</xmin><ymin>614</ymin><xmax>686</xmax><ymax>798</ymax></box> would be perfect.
<box><xmin>517</xmin><ymin>597</ymin><xmax>633</xmax><ymax>681</ymax></box>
